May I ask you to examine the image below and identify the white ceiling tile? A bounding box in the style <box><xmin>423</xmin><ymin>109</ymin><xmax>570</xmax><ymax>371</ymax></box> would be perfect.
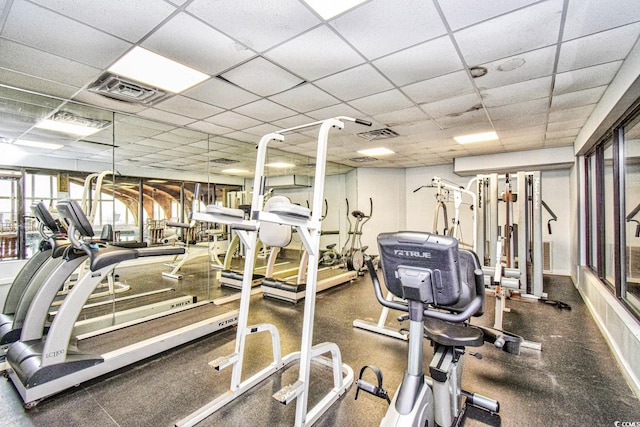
<box><xmin>557</xmin><ymin>23</ymin><xmax>640</xmax><ymax>72</ymax></box>
<box><xmin>403</xmin><ymin>70</ymin><xmax>475</xmax><ymax>104</ymax></box>
<box><xmin>28</xmin><ymin>0</ymin><xmax>176</xmax><ymax>43</ymax></box>
<box><xmin>242</xmin><ymin>123</ymin><xmax>277</xmax><ymax>137</ymax></box>
<box><xmin>0</xmin><ymin>69</ymin><xmax>78</xmax><ymax>100</ymax></box>
<box><xmin>234</xmin><ymin>99</ymin><xmax>298</xmax><ymax>122</ymax></box>
<box><xmin>481</xmin><ymin>76</ymin><xmax>551</xmax><ymax>107</ymax></box>
<box><xmin>187</xmin><ymin>121</ymin><xmax>235</xmax><ymax>135</ymax></box>
<box><xmin>116</xmin><ymin>115</ymin><xmax>175</xmax><ymax>133</ymax></box>
<box><xmin>205</xmin><ymin>111</ymin><xmax>262</xmax><ymax>130</ymax></box>
<box><xmin>373</xmin><ymin>36</ymin><xmax>463</xmax><ymax>86</ymax></box>
<box><xmin>563</xmin><ymin>0</ymin><xmax>640</xmax><ymax>40</ymax></box>
<box><xmin>142</xmin><ymin>12</ymin><xmax>254</xmax><ymax>76</ymax></box>
<box><xmin>305</xmin><ymin>104</ymin><xmax>365</xmax><ymax>121</ymax></box>
<box><xmin>2</xmin><ymin>1</ymin><xmax>131</xmax><ymax>68</ymax></box>
<box><xmin>154</xmin><ymin>96</ymin><xmax>225</xmax><ymax>120</ymax></box>
<box><xmin>348</xmin><ymin>90</ymin><xmax>414</xmax><ymax>117</ymax></box>
<box><xmin>73</xmin><ymin>91</ymin><xmax>148</xmax><ymax>114</ymax></box>
<box><xmin>546</xmin><ymin>128</ymin><xmax>579</xmax><ymax>140</ymax></box>
<box><xmin>314</xmin><ymin>64</ymin><xmax>393</xmax><ymax>101</ymax></box>
<box><xmin>475</xmin><ymin>46</ymin><xmax>557</xmax><ymax>90</ymax></box>
<box><xmin>221</xmin><ymin>57</ymin><xmax>304</xmax><ymax>97</ymax></box>
<box><xmin>270</xmin><ymin>114</ymin><xmax>315</xmax><ymax>130</ymax></box>
<box><xmin>544</xmin><ymin>137</ymin><xmax>575</xmax><ymax>147</ymax></box>
<box><xmin>269</xmin><ymin>84</ymin><xmax>339</xmax><ymax>113</ymax></box>
<box><xmin>187</xmin><ymin>0</ymin><xmax>319</xmax><ymax>52</ymax></box>
<box><xmin>264</xmin><ymin>26</ymin><xmax>364</xmax><ymax>81</ymax></box>
<box><xmin>454</xmin><ymin>0</ymin><xmax>563</xmax><ymax>65</ymax></box>
<box><xmin>492</xmin><ymin>113</ymin><xmax>548</xmax><ymax>130</ymax></box>
<box><xmin>434</xmin><ymin>109</ymin><xmax>491</xmax><ymax>129</ymax></box>
<box><xmin>554</xmin><ymin>61</ymin><xmax>622</xmax><ymax>95</ymax></box>
<box><xmin>372</xmin><ymin>107</ymin><xmax>430</xmax><ymax>127</ymax></box>
<box><xmin>420</xmin><ymin>93</ymin><xmax>482</xmax><ymax>119</ymax></box>
<box><xmin>487</xmin><ymin>98</ymin><xmax>549</xmax><ymax>120</ymax></box>
<box><xmin>550</xmin><ymin>86</ymin><xmax>607</xmax><ymax>111</ymax></box>
<box><xmin>0</xmin><ymin>39</ymin><xmax>100</xmax><ymax>88</ymax></box>
<box><xmin>546</xmin><ymin>118</ymin><xmax>587</xmax><ymax>133</ymax></box>
<box><xmin>137</xmin><ymin>108</ymin><xmax>195</xmax><ymax>126</ymax></box>
<box><xmin>438</xmin><ymin>0</ymin><xmax>538</xmax><ymax>31</ymax></box>
<box><xmin>498</xmin><ymin>124</ymin><xmax>547</xmax><ymax>139</ymax></box>
<box><xmin>331</xmin><ymin>0</ymin><xmax>446</xmax><ymax>60</ymax></box>
<box><xmin>548</xmin><ymin>104</ymin><xmax>597</xmax><ymax>123</ymax></box>
<box><xmin>183</xmin><ymin>78</ymin><xmax>260</xmax><ymax>110</ymax></box>
<box><xmin>391</xmin><ymin>119</ymin><xmax>446</xmax><ymax>137</ymax></box>
<box><xmin>134</xmin><ymin>138</ymin><xmax>180</xmax><ymax>150</ymax></box>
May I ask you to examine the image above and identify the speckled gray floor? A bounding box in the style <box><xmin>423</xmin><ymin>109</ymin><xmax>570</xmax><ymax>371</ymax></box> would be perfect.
<box><xmin>1</xmin><ymin>256</ymin><xmax>639</xmax><ymax>427</ymax></box>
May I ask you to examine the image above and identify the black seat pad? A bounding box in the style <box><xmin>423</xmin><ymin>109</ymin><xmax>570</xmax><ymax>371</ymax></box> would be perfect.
<box><xmin>424</xmin><ymin>317</ymin><xmax>484</xmax><ymax>348</ymax></box>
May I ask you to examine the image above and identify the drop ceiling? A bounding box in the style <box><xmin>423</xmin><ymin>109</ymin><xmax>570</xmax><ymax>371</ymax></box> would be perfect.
<box><xmin>0</xmin><ymin>0</ymin><xmax>639</xmax><ymax>178</ymax></box>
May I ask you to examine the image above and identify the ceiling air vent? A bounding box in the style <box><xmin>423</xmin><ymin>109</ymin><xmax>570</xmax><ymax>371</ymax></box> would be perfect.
<box><xmin>88</xmin><ymin>73</ymin><xmax>169</xmax><ymax>105</ymax></box>
<box><xmin>210</xmin><ymin>158</ymin><xmax>239</xmax><ymax>164</ymax></box>
<box><xmin>357</xmin><ymin>127</ymin><xmax>399</xmax><ymax>141</ymax></box>
<box><xmin>349</xmin><ymin>156</ymin><xmax>378</xmax><ymax>163</ymax></box>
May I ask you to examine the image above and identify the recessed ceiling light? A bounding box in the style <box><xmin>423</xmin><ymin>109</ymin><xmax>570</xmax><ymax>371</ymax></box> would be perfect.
<box><xmin>222</xmin><ymin>168</ymin><xmax>250</xmax><ymax>174</ymax></box>
<box><xmin>302</xmin><ymin>0</ymin><xmax>368</xmax><ymax>19</ymax></box>
<box><xmin>266</xmin><ymin>162</ymin><xmax>295</xmax><ymax>168</ymax></box>
<box><xmin>14</xmin><ymin>139</ymin><xmax>63</xmax><ymax>150</ymax></box>
<box><xmin>454</xmin><ymin>131</ymin><xmax>499</xmax><ymax>144</ymax></box>
<box><xmin>358</xmin><ymin>147</ymin><xmax>395</xmax><ymax>157</ymax></box>
<box><xmin>109</xmin><ymin>46</ymin><xmax>209</xmax><ymax>93</ymax></box>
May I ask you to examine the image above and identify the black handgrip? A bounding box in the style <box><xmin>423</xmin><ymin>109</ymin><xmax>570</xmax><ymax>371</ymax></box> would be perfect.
<box><xmin>548</xmin><ymin>221</ymin><xmax>552</xmax><ymax>235</ymax></box>
<box><xmin>636</xmin><ymin>223</ymin><xmax>640</xmax><ymax>238</ymax></box>
<box><xmin>355</xmin><ymin>118</ymin><xmax>372</xmax><ymax>126</ymax></box>
<box><xmin>166</xmin><ymin>221</ymin><xmax>192</xmax><ymax>229</ymax></box>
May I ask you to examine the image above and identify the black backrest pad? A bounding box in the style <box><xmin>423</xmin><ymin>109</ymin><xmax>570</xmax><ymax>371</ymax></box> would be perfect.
<box><xmin>56</xmin><ymin>199</ymin><xmax>94</xmax><ymax>237</ymax></box>
<box><xmin>448</xmin><ymin>249</ymin><xmax>485</xmax><ymax>317</ymax></box>
<box><xmin>31</xmin><ymin>201</ymin><xmax>60</xmax><ymax>233</ymax></box>
<box><xmin>377</xmin><ymin>231</ymin><xmax>461</xmax><ymax>306</ymax></box>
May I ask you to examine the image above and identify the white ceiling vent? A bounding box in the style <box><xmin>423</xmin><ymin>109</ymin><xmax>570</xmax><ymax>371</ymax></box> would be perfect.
<box><xmin>88</xmin><ymin>73</ymin><xmax>169</xmax><ymax>105</ymax></box>
<box><xmin>357</xmin><ymin>127</ymin><xmax>399</xmax><ymax>141</ymax></box>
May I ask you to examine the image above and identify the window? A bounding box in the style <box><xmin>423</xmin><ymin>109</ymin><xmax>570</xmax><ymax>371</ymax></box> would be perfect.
<box><xmin>604</xmin><ymin>142</ymin><xmax>615</xmax><ymax>287</ymax></box>
<box><xmin>585</xmin><ymin>102</ymin><xmax>640</xmax><ymax>319</ymax></box>
<box><xmin>624</xmin><ymin>113</ymin><xmax>640</xmax><ymax>314</ymax></box>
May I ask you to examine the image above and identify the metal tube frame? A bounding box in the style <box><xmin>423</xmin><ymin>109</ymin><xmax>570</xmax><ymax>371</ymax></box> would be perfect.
<box><xmin>178</xmin><ymin>117</ymin><xmax>362</xmax><ymax>427</ymax></box>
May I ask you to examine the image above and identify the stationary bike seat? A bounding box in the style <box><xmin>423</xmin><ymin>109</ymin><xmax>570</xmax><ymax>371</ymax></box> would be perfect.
<box><xmin>423</xmin><ymin>317</ymin><xmax>484</xmax><ymax>348</ymax></box>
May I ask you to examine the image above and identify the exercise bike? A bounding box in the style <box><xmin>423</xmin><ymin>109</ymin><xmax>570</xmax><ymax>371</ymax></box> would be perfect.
<box><xmin>355</xmin><ymin>231</ymin><xmax>521</xmax><ymax>426</ymax></box>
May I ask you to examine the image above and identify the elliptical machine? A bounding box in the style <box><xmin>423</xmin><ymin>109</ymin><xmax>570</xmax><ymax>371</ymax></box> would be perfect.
<box><xmin>356</xmin><ymin>231</ymin><xmax>521</xmax><ymax>426</ymax></box>
<box><xmin>341</xmin><ymin>197</ymin><xmax>373</xmax><ymax>273</ymax></box>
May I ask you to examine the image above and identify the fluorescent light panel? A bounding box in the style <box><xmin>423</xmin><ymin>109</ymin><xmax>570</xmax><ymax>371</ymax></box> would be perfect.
<box><xmin>222</xmin><ymin>168</ymin><xmax>250</xmax><ymax>174</ymax></box>
<box><xmin>358</xmin><ymin>147</ymin><xmax>394</xmax><ymax>156</ymax></box>
<box><xmin>267</xmin><ymin>162</ymin><xmax>295</xmax><ymax>168</ymax></box>
<box><xmin>109</xmin><ymin>47</ymin><xmax>209</xmax><ymax>93</ymax></box>
<box><xmin>302</xmin><ymin>0</ymin><xmax>368</xmax><ymax>19</ymax></box>
<box><xmin>14</xmin><ymin>139</ymin><xmax>63</xmax><ymax>150</ymax></box>
<box><xmin>35</xmin><ymin>119</ymin><xmax>103</xmax><ymax>137</ymax></box>
<box><xmin>454</xmin><ymin>131</ymin><xmax>499</xmax><ymax>144</ymax></box>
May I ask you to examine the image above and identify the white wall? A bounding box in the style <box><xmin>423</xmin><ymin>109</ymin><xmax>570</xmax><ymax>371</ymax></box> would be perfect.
<box><xmin>540</xmin><ymin>169</ymin><xmax>572</xmax><ymax>275</ymax></box>
<box><xmin>578</xmin><ymin>267</ymin><xmax>640</xmax><ymax>398</ymax></box>
<box><xmin>353</xmin><ymin>168</ymin><xmax>406</xmax><ymax>255</ymax></box>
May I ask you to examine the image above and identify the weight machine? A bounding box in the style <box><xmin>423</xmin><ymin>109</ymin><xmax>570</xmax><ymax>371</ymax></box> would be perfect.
<box><xmin>353</xmin><ymin>177</ymin><xmax>476</xmax><ymax>340</ymax></box>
